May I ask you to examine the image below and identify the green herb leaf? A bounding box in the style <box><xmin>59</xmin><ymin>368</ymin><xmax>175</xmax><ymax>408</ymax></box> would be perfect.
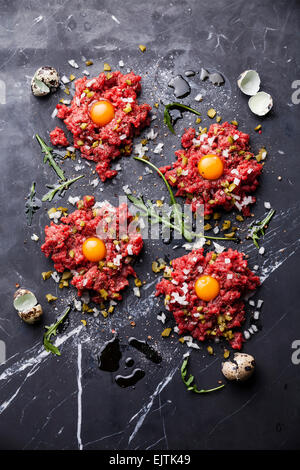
<box><xmin>36</xmin><ymin>134</ymin><xmax>66</xmax><ymax>181</ymax></box>
<box><xmin>25</xmin><ymin>181</ymin><xmax>41</xmax><ymax>225</ymax></box>
<box><xmin>42</xmin><ymin>175</ymin><xmax>84</xmax><ymax>202</ymax></box>
<box><xmin>43</xmin><ymin>306</ymin><xmax>71</xmax><ymax>356</ymax></box>
<box><xmin>132</xmin><ymin>157</ymin><xmax>237</xmax><ymax>243</ymax></box>
<box><xmin>180</xmin><ymin>355</ymin><xmax>225</xmax><ymax>394</ymax></box>
<box><xmin>248</xmin><ymin>209</ymin><xmax>275</xmax><ymax>249</ymax></box>
<box><xmin>164</xmin><ymin>102</ymin><xmax>201</xmax><ymax>133</ymax></box>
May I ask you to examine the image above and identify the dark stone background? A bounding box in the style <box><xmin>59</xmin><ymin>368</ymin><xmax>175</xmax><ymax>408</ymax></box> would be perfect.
<box><xmin>0</xmin><ymin>0</ymin><xmax>299</xmax><ymax>450</ymax></box>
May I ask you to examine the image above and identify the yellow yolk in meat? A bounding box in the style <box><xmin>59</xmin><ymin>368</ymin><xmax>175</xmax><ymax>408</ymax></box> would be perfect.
<box><xmin>89</xmin><ymin>100</ymin><xmax>115</xmax><ymax>126</ymax></box>
<box><xmin>198</xmin><ymin>154</ymin><xmax>224</xmax><ymax>180</ymax></box>
<box><xmin>195</xmin><ymin>275</ymin><xmax>220</xmax><ymax>301</ymax></box>
<box><xmin>82</xmin><ymin>237</ymin><xmax>106</xmax><ymax>262</ymax></box>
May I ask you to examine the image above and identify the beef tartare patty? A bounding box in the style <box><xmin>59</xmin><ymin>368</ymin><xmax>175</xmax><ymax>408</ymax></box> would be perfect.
<box><xmin>51</xmin><ymin>71</ymin><xmax>151</xmax><ymax>181</ymax></box>
<box><xmin>156</xmin><ymin>248</ymin><xmax>260</xmax><ymax>349</ymax></box>
<box><xmin>41</xmin><ymin>196</ymin><xmax>143</xmax><ymax>305</ymax></box>
<box><xmin>160</xmin><ymin>122</ymin><xmax>262</xmax><ymax>216</ymax></box>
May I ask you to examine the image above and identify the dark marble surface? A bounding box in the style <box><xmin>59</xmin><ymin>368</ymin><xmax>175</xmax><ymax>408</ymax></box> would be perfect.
<box><xmin>0</xmin><ymin>0</ymin><xmax>300</xmax><ymax>450</ymax></box>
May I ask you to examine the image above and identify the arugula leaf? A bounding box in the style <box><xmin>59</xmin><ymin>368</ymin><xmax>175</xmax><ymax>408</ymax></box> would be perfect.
<box><xmin>128</xmin><ymin>195</ymin><xmax>180</xmax><ymax>232</ymax></box>
<box><xmin>181</xmin><ymin>356</ymin><xmax>225</xmax><ymax>394</ymax></box>
<box><xmin>36</xmin><ymin>134</ymin><xmax>66</xmax><ymax>181</ymax></box>
<box><xmin>25</xmin><ymin>181</ymin><xmax>41</xmax><ymax>226</ymax></box>
<box><xmin>164</xmin><ymin>102</ymin><xmax>201</xmax><ymax>134</ymax></box>
<box><xmin>42</xmin><ymin>175</ymin><xmax>84</xmax><ymax>202</ymax></box>
<box><xmin>43</xmin><ymin>306</ymin><xmax>71</xmax><ymax>356</ymax></box>
<box><xmin>132</xmin><ymin>157</ymin><xmax>236</xmax><ymax>243</ymax></box>
<box><xmin>249</xmin><ymin>209</ymin><xmax>275</xmax><ymax>248</ymax></box>
<box><xmin>134</xmin><ymin>157</ymin><xmax>188</xmax><ymax>239</ymax></box>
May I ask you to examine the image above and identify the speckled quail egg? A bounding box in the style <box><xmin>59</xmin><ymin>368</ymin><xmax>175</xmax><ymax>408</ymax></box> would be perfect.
<box><xmin>248</xmin><ymin>91</ymin><xmax>273</xmax><ymax>116</ymax></box>
<box><xmin>222</xmin><ymin>352</ymin><xmax>256</xmax><ymax>381</ymax></box>
<box><xmin>31</xmin><ymin>66</ymin><xmax>60</xmax><ymax>97</ymax></box>
<box><xmin>237</xmin><ymin>70</ymin><xmax>261</xmax><ymax>96</ymax></box>
<box><xmin>13</xmin><ymin>288</ymin><xmax>43</xmax><ymax>324</ymax></box>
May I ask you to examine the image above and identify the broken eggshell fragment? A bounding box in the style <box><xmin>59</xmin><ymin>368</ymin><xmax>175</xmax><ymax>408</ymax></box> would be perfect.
<box><xmin>209</xmin><ymin>72</ymin><xmax>225</xmax><ymax>86</ymax></box>
<box><xmin>248</xmin><ymin>91</ymin><xmax>273</xmax><ymax>116</ymax></box>
<box><xmin>13</xmin><ymin>288</ymin><xmax>43</xmax><ymax>324</ymax></box>
<box><xmin>221</xmin><ymin>353</ymin><xmax>256</xmax><ymax>381</ymax></box>
<box><xmin>237</xmin><ymin>70</ymin><xmax>260</xmax><ymax>96</ymax></box>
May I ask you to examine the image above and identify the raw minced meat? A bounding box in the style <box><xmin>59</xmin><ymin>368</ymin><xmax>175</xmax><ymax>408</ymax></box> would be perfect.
<box><xmin>52</xmin><ymin>71</ymin><xmax>151</xmax><ymax>181</ymax></box>
<box><xmin>50</xmin><ymin>126</ymin><xmax>69</xmax><ymax>147</ymax></box>
<box><xmin>41</xmin><ymin>195</ymin><xmax>143</xmax><ymax>305</ymax></box>
<box><xmin>160</xmin><ymin>122</ymin><xmax>262</xmax><ymax>216</ymax></box>
<box><xmin>156</xmin><ymin>248</ymin><xmax>260</xmax><ymax>350</ymax></box>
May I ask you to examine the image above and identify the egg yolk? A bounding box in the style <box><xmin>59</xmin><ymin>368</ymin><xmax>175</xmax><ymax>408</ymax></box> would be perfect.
<box><xmin>198</xmin><ymin>154</ymin><xmax>224</xmax><ymax>180</ymax></box>
<box><xmin>89</xmin><ymin>100</ymin><xmax>115</xmax><ymax>126</ymax></box>
<box><xmin>195</xmin><ymin>275</ymin><xmax>220</xmax><ymax>301</ymax></box>
<box><xmin>82</xmin><ymin>237</ymin><xmax>106</xmax><ymax>262</ymax></box>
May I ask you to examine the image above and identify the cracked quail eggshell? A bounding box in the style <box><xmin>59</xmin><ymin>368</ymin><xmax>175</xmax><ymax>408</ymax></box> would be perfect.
<box><xmin>248</xmin><ymin>91</ymin><xmax>273</xmax><ymax>116</ymax></box>
<box><xmin>237</xmin><ymin>70</ymin><xmax>261</xmax><ymax>96</ymax></box>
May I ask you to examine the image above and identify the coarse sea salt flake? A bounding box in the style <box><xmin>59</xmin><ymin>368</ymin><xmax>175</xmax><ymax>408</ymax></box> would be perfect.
<box><xmin>264</xmin><ymin>202</ymin><xmax>271</xmax><ymax>209</ymax></box>
<box><xmin>86</xmin><ymin>79</ymin><xmax>96</xmax><ymax>87</ymax></box>
<box><xmin>146</xmin><ymin>128</ymin><xmax>158</xmax><ymax>140</ymax></box>
<box><xmin>68</xmin><ymin>59</ymin><xmax>79</xmax><ymax>68</ymax></box>
<box><xmin>90</xmin><ymin>178</ymin><xmax>99</xmax><ymax>188</ymax></box>
<box><xmin>254</xmin><ymin>311</ymin><xmax>260</xmax><ymax>320</ymax></box>
<box><xmin>68</xmin><ymin>196</ymin><xmax>80</xmax><ymax>206</ymax></box>
<box><xmin>133</xmin><ymin>286</ymin><xmax>140</xmax><ymax>297</ymax></box>
<box><xmin>61</xmin><ymin>75</ymin><xmax>70</xmax><ymax>84</ymax></box>
<box><xmin>157</xmin><ymin>312</ymin><xmax>166</xmax><ymax>324</ymax></box>
<box><xmin>259</xmin><ymin>246</ymin><xmax>265</xmax><ymax>255</ymax></box>
<box><xmin>194</xmin><ymin>93</ymin><xmax>203</xmax><ymax>102</ymax></box>
<box><xmin>74</xmin><ymin>299</ymin><xmax>82</xmax><ymax>311</ymax></box>
<box><xmin>122</xmin><ymin>185</ymin><xmax>131</xmax><ymax>194</ymax></box>
<box><xmin>153</xmin><ymin>143</ymin><xmax>164</xmax><ymax>154</ymax></box>
<box><xmin>51</xmin><ymin>271</ymin><xmax>60</xmax><ymax>283</ymax></box>
<box><xmin>213</xmin><ymin>242</ymin><xmax>225</xmax><ymax>253</ymax></box>
<box><xmin>187</xmin><ymin>341</ymin><xmax>200</xmax><ymax>350</ymax></box>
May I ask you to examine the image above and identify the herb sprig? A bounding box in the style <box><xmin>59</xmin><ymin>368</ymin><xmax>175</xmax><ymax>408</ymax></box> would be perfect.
<box><xmin>36</xmin><ymin>134</ymin><xmax>66</xmax><ymax>181</ymax></box>
<box><xmin>25</xmin><ymin>181</ymin><xmax>41</xmax><ymax>225</ymax></box>
<box><xmin>131</xmin><ymin>157</ymin><xmax>237</xmax><ymax>243</ymax></box>
<box><xmin>249</xmin><ymin>209</ymin><xmax>275</xmax><ymax>248</ymax></box>
<box><xmin>42</xmin><ymin>175</ymin><xmax>84</xmax><ymax>202</ymax></box>
<box><xmin>181</xmin><ymin>355</ymin><xmax>225</xmax><ymax>394</ymax></box>
<box><xmin>164</xmin><ymin>102</ymin><xmax>201</xmax><ymax>134</ymax></box>
<box><xmin>43</xmin><ymin>306</ymin><xmax>71</xmax><ymax>356</ymax></box>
